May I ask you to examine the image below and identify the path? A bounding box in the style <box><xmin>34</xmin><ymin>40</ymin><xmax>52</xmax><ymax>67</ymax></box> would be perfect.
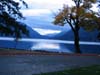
<box><xmin>0</xmin><ymin>54</ymin><xmax>100</xmax><ymax>75</ymax></box>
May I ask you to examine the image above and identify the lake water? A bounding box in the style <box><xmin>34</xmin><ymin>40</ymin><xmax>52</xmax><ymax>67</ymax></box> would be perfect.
<box><xmin>0</xmin><ymin>37</ymin><xmax>100</xmax><ymax>54</ymax></box>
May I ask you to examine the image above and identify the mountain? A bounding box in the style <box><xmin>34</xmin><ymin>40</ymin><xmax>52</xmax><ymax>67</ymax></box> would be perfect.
<box><xmin>24</xmin><ymin>26</ymin><xmax>51</xmax><ymax>39</ymax></box>
<box><xmin>0</xmin><ymin>25</ymin><xmax>51</xmax><ymax>50</ymax></box>
<box><xmin>49</xmin><ymin>28</ymin><xmax>100</xmax><ymax>42</ymax></box>
<box><xmin>48</xmin><ymin>28</ymin><xmax>100</xmax><ymax>54</ymax></box>
<box><xmin>0</xmin><ymin>26</ymin><xmax>100</xmax><ymax>54</ymax></box>
<box><xmin>0</xmin><ymin>25</ymin><xmax>50</xmax><ymax>39</ymax></box>
<box><xmin>26</xmin><ymin>26</ymin><xmax>43</xmax><ymax>38</ymax></box>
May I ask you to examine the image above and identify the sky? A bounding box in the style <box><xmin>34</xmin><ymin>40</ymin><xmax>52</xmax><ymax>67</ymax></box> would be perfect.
<box><xmin>19</xmin><ymin>0</ymin><xmax>73</xmax><ymax>35</ymax></box>
<box><xmin>20</xmin><ymin>0</ymin><xmax>97</xmax><ymax>35</ymax></box>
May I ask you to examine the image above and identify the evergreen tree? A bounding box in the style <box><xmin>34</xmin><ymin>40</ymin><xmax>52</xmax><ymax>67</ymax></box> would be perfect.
<box><xmin>0</xmin><ymin>0</ymin><xmax>29</xmax><ymax>39</ymax></box>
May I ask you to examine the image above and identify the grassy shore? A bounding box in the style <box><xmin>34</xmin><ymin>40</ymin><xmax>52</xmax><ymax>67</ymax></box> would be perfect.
<box><xmin>0</xmin><ymin>48</ymin><xmax>68</xmax><ymax>55</ymax></box>
<box><xmin>35</xmin><ymin>65</ymin><xmax>100</xmax><ymax>75</ymax></box>
<box><xmin>0</xmin><ymin>48</ymin><xmax>99</xmax><ymax>56</ymax></box>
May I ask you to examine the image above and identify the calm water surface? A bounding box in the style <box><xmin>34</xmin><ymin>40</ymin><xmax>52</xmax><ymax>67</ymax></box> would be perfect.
<box><xmin>0</xmin><ymin>37</ymin><xmax>100</xmax><ymax>54</ymax></box>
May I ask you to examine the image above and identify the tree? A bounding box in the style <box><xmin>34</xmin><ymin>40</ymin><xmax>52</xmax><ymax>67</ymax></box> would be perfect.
<box><xmin>53</xmin><ymin>0</ymin><xmax>98</xmax><ymax>53</ymax></box>
<box><xmin>0</xmin><ymin>0</ymin><xmax>29</xmax><ymax>39</ymax></box>
<box><xmin>97</xmin><ymin>1</ymin><xmax>100</xmax><ymax>39</ymax></box>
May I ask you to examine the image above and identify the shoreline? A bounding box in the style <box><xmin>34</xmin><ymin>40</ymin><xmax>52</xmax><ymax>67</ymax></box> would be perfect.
<box><xmin>0</xmin><ymin>48</ymin><xmax>100</xmax><ymax>56</ymax></box>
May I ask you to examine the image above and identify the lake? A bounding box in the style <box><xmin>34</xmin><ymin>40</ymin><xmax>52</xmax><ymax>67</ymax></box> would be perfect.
<box><xmin>0</xmin><ymin>37</ymin><xmax>100</xmax><ymax>54</ymax></box>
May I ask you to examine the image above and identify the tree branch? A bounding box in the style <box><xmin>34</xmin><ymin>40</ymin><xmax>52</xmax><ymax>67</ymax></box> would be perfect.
<box><xmin>66</xmin><ymin>19</ymin><xmax>75</xmax><ymax>32</ymax></box>
<box><xmin>73</xmin><ymin>0</ymin><xmax>81</xmax><ymax>7</ymax></box>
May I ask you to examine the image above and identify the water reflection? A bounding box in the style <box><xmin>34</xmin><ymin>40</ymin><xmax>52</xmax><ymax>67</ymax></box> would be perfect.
<box><xmin>31</xmin><ymin>42</ymin><xmax>60</xmax><ymax>50</ymax></box>
<box><xmin>31</xmin><ymin>42</ymin><xmax>61</xmax><ymax>52</ymax></box>
<box><xmin>32</xmin><ymin>42</ymin><xmax>72</xmax><ymax>53</ymax></box>
<box><xmin>0</xmin><ymin>37</ymin><xmax>100</xmax><ymax>54</ymax></box>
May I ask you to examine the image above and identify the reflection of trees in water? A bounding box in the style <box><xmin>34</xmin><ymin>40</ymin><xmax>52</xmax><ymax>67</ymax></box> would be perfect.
<box><xmin>0</xmin><ymin>39</ymin><xmax>100</xmax><ymax>54</ymax></box>
<box><xmin>0</xmin><ymin>40</ymin><xmax>15</xmax><ymax>49</ymax></box>
<box><xmin>59</xmin><ymin>43</ymin><xmax>100</xmax><ymax>54</ymax></box>
<box><xmin>59</xmin><ymin>43</ymin><xmax>75</xmax><ymax>53</ymax></box>
<box><xmin>80</xmin><ymin>45</ymin><xmax>100</xmax><ymax>54</ymax></box>
<box><xmin>15</xmin><ymin>41</ymin><xmax>36</xmax><ymax>50</ymax></box>
<box><xmin>0</xmin><ymin>40</ymin><xmax>35</xmax><ymax>50</ymax></box>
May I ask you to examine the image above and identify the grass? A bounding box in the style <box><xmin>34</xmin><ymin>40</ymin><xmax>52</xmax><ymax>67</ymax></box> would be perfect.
<box><xmin>34</xmin><ymin>65</ymin><xmax>100</xmax><ymax>75</ymax></box>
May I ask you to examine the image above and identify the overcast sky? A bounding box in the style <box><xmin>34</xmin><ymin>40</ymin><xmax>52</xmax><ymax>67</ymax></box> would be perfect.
<box><xmin>21</xmin><ymin>0</ymin><xmax>73</xmax><ymax>12</ymax></box>
<box><xmin>19</xmin><ymin>0</ymin><xmax>73</xmax><ymax>35</ymax></box>
<box><xmin>20</xmin><ymin>0</ymin><xmax>97</xmax><ymax>35</ymax></box>
<box><xmin>21</xmin><ymin>0</ymin><xmax>73</xmax><ymax>23</ymax></box>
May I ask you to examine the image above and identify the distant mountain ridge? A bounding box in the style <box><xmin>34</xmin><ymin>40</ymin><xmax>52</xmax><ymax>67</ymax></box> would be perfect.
<box><xmin>0</xmin><ymin>25</ymin><xmax>99</xmax><ymax>42</ymax></box>
<box><xmin>0</xmin><ymin>25</ymin><xmax>50</xmax><ymax>39</ymax></box>
<box><xmin>0</xmin><ymin>26</ymin><xmax>100</xmax><ymax>54</ymax></box>
<box><xmin>49</xmin><ymin>28</ymin><xmax>100</xmax><ymax>42</ymax></box>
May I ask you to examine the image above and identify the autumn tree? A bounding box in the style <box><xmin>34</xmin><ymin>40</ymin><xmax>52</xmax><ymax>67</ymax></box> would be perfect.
<box><xmin>0</xmin><ymin>0</ymin><xmax>29</xmax><ymax>39</ymax></box>
<box><xmin>97</xmin><ymin>1</ymin><xmax>100</xmax><ymax>39</ymax></box>
<box><xmin>53</xmin><ymin>0</ymin><xmax>98</xmax><ymax>53</ymax></box>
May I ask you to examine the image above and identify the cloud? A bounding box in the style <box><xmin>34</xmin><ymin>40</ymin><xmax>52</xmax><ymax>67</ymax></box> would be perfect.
<box><xmin>23</xmin><ymin>0</ymin><xmax>74</xmax><ymax>10</ymax></box>
<box><xmin>33</xmin><ymin>28</ymin><xmax>61</xmax><ymax>35</ymax></box>
<box><xmin>20</xmin><ymin>0</ymin><xmax>74</xmax><ymax>16</ymax></box>
<box><xmin>21</xmin><ymin>9</ymin><xmax>51</xmax><ymax>16</ymax></box>
<box><xmin>19</xmin><ymin>0</ymin><xmax>73</xmax><ymax>30</ymax></box>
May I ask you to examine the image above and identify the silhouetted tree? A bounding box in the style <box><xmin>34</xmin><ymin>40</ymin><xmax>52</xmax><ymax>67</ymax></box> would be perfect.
<box><xmin>0</xmin><ymin>0</ymin><xmax>29</xmax><ymax>39</ymax></box>
<box><xmin>53</xmin><ymin>0</ymin><xmax>99</xmax><ymax>53</ymax></box>
<box><xmin>97</xmin><ymin>1</ymin><xmax>100</xmax><ymax>39</ymax></box>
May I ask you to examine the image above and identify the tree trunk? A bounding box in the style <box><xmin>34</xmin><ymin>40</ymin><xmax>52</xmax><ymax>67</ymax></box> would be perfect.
<box><xmin>14</xmin><ymin>39</ymin><xmax>18</xmax><ymax>50</ymax></box>
<box><xmin>14</xmin><ymin>40</ymin><xmax>17</xmax><ymax>50</ymax></box>
<box><xmin>74</xmin><ymin>30</ymin><xmax>81</xmax><ymax>53</ymax></box>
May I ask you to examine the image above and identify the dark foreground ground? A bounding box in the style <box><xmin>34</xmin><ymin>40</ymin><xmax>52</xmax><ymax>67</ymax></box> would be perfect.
<box><xmin>0</xmin><ymin>51</ymin><xmax>100</xmax><ymax>75</ymax></box>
